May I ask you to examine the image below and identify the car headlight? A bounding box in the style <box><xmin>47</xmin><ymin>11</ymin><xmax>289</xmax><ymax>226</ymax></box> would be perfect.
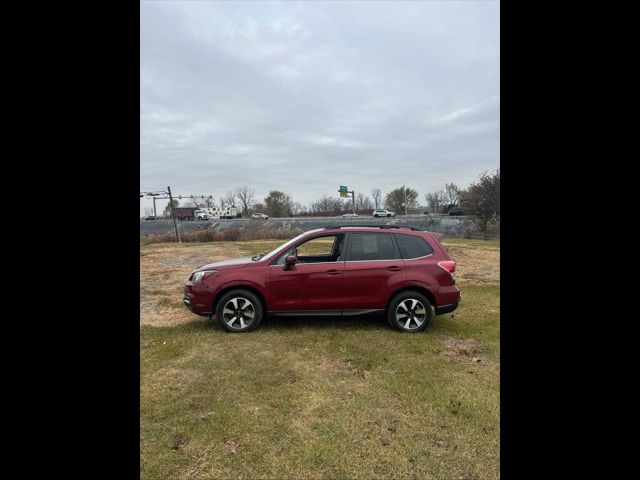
<box><xmin>191</xmin><ymin>270</ymin><xmax>217</xmax><ymax>284</ymax></box>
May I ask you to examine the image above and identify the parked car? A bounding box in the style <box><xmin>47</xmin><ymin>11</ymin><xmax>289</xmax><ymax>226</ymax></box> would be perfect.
<box><xmin>183</xmin><ymin>226</ymin><xmax>460</xmax><ymax>333</ymax></box>
<box><xmin>144</xmin><ymin>216</ymin><xmax>156</xmax><ymax>221</ymax></box>
<box><xmin>448</xmin><ymin>207</ymin><xmax>466</xmax><ymax>216</ymax></box>
<box><xmin>342</xmin><ymin>213</ymin><xmax>359</xmax><ymax>217</ymax></box>
<box><xmin>251</xmin><ymin>213</ymin><xmax>269</xmax><ymax>219</ymax></box>
<box><xmin>373</xmin><ymin>209</ymin><xmax>395</xmax><ymax>217</ymax></box>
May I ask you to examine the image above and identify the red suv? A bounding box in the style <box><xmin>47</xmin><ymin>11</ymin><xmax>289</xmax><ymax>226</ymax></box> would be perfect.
<box><xmin>183</xmin><ymin>226</ymin><xmax>460</xmax><ymax>333</ymax></box>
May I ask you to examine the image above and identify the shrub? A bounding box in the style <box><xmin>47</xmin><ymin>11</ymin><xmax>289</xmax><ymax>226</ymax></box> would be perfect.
<box><xmin>140</xmin><ymin>225</ymin><xmax>304</xmax><ymax>244</ymax></box>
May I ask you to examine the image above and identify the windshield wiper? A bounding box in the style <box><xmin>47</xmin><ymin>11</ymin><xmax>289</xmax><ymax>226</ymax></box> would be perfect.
<box><xmin>251</xmin><ymin>253</ymin><xmax>265</xmax><ymax>261</ymax></box>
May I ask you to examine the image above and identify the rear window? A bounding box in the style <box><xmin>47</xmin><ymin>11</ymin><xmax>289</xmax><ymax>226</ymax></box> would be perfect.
<box><xmin>394</xmin><ymin>234</ymin><xmax>434</xmax><ymax>259</ymax></box>
<box><xmin>347</xmin><ymin>233</ymin><xmax>399</xmax><ymax>261</ymax></box>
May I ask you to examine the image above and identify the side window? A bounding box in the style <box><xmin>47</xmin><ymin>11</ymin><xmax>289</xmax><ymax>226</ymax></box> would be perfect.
<box><xmin>297</xmin><ymin>236</ymin><xmax>337</xmax><ymax>257</ymax></box>
<box><xmin>394</xmin><ymin>234</ymin><xmax>434</xmax><ymax>259</ymax></box>
<box><xmin>347</xmin><ymin>233</ymin><xmax>398</xmax><ymax>261</ymax></box>
<box><xmin>273</xmin><ymin>234</ymin><xmax>344</xmax><ymax>265</ymax></box>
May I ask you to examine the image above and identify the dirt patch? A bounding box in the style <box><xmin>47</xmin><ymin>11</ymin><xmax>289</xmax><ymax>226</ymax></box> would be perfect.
<box><xmin>140</xmin><ymin>242</ymin><xmax>245</xmax><ymax>326</ymax></box>
<box><xmin>441</xmin><ymin>337</ymin><xmax>482</xmax><ymax>358</ymax></box>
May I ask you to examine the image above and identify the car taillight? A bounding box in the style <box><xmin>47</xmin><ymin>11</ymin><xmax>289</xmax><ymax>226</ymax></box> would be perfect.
<box><xmin>437</xmin><ymin>260</ymin><xmax>456</xmax><ymax>281</ymax></box>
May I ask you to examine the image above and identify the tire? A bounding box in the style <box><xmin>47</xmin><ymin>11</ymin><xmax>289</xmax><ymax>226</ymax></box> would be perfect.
<box><xmin>216</xmin><ymin>289</ymin><xmax>264</xmax><ymax>333</ymax></box>
<box><xmin>387</xmin><ymin>291</ymin><xmax>433</xmax><ymax>333</ymax></box>
<box><xmin>374</xmin><ymin>214</ymin><xmax>379</xmax><ymax>218</ymax></box>
<box><xmin>387</xmin><ymin>214</ymin><xmax>391</xmax><ymax>217</ymax></box>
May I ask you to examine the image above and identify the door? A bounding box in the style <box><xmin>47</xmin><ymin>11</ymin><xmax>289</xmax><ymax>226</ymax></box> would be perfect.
<box><xmin>268</xmin><ymin>234</ymin><xmax>346</xmax><ymax>311</ymax></box>
<box><xmin>342</xmin><ymin>232</ymin><xmax>406</xmax><ymax>310</ymax></box>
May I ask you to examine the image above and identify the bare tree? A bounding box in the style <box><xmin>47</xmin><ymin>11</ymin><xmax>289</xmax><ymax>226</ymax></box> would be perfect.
<box><xmin>356</xmin><ymin>193</ymin><xmax>373</xmax><ymax>211</ymax></box>
<box><xmin>235</xmin><ymin>185</ymin><xmax>255</xmax><ymax>217</ymax></box>
<box><xmin>444</xmin><ymin>183</ymin><xmax>460</xmax><ymax>207</ymax></box>
<box><xmin>425</xmin><ymin>191</ymin><xmax>446</xmax><ymax>213</ymax></box>
<box><xmin>371</xmin><ymin>188</ymin><xmax>382</xmax><ymax>209</ymax></box>
<box><xmin>290</xmin><ymin>202</ymin><xmax>305</xmax><ymax>216</ymax></box>
<box><xmin>188</xmin><ymin>196</ymin><xmax>214</xmax><ymax>208</ymax></box>
<box><xmin>223</xmin><ymin>191</ymin><xmax>237</xmax><ymax>208</ymax></box>
<box><xmin>310</xmin><ymin>195</ymin><xmax>335</xmax><ymax>214</ymax></box>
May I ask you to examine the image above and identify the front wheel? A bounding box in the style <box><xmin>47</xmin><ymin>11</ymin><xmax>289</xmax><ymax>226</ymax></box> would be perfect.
<box><xmin>387</xmin><ymin>291</ymin><xmax>433</xmax><ymax>332</ymax></box>
<box><xmin>216</xmin><ymin>289</ymin><xmax>264</xmax><ymax>332</ymax></box>
<box><xmin>374</xmin><ymin>214</ymin><xmax>379</xmax><ymax>218</ymax></box>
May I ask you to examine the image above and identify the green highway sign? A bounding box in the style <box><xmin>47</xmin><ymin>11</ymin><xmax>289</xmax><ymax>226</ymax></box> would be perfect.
<box><xmin>339</xmin><ymin>185</ymin><xmax>348</xmax><ymax>193</ymax></box>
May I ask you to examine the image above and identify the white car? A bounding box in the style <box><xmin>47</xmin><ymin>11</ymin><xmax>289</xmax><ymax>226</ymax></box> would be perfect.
<box><xmin>342</xmin><ymin>213</ymin><xmax>359</xmax><ymax>217</ymax></box>
<box><xmin>251</xmin><ymin>213</ymin><xmax>269</xmax><ymax>219</ymax></box>
<box><xmin>372</xmin><ymin>209</ymin><xmax>396</xmax><ymax>217</ymax></box>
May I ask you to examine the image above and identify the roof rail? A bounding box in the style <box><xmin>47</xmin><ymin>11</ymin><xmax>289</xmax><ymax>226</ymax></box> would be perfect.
<box><xmin>323</xmin><ymin>224</ymin><xmax>422</xmax><ymax>231</ymax></box>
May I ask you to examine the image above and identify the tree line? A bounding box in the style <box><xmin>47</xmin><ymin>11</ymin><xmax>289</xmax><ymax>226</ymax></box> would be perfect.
<box><xmin>162</xmin><ymin>169</ymin><xmax>500</xmax><ymax>234</ymax></box>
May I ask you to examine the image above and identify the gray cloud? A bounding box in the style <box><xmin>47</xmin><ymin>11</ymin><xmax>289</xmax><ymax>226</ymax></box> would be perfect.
<box><xmin>140</xmin><ymin>0</ymin><xmax>499</xmax><ymax>214</ymax></box>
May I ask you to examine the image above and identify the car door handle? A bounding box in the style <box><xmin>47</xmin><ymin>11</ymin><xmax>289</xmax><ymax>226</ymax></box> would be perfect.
<box><xmin>326</xmin><ymin>269</ymin><xmax>341</xmax><ymax>275</ymax></box>
<box><xmin>386</xmin><ymin>266</ymin><xmax>403</xmax><ymax>272</ymax></box>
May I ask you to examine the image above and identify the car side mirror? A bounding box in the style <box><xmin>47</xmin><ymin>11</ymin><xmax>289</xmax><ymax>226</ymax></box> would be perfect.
<box><xmin>284</xmin><ymin>255</ymin><xmax>297</xmax><ymax>270</ymax></box>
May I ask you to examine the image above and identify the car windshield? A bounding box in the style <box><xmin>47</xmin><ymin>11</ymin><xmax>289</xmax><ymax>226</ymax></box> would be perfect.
<box><xmin>256</xmin><ymin>230</ymin><xmax>322</xmax><ymax>261</ymax></box>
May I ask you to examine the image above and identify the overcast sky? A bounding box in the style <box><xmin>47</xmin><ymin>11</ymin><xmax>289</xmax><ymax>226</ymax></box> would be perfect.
<box><xmin>140</xmin><ymin>0</ymin><xmax>499</xmax><ymax>215</ymax></box>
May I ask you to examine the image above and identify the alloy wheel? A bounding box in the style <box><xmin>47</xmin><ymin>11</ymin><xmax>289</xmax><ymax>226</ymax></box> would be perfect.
<box><xmin>395</xmin><ymin>299</ymin><xmax>428</xmax><ymax>330</ymax></box>
<box><xmin>222</xmin><ymin>297</ymin><xmax>256</xmax><ymax>329</ymax></box>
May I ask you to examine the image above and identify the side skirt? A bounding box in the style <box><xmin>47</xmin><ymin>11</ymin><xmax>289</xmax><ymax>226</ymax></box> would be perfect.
<box><xmin>268</xmin><ymin>309</ymin><xmax>384</xmax><ymax>317</ymax></box>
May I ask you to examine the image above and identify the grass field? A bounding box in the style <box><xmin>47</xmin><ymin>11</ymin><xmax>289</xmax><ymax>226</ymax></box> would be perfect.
<box><xmin>140</xmin><ymin>238</ymin><xmax>500</xmax><ymax>479</ymax></box>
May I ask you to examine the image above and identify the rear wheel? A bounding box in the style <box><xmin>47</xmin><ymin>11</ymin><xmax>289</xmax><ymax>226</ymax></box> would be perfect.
<box><xmin>216</xmin><ymin>289</ymin><xmax>264</xmax><ymax>332</ymax></box>
<box><xmin>387</xmin><ymin>291</ymin><xmax>433</xmax><ymax>332</ymax></box>
<box><xmin>374</xmin><ymin>214</ymin><xmax>379</xmax><ymax>218</ymax></box>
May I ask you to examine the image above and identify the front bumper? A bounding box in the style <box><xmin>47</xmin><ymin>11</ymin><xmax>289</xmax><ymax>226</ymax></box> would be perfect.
<box><xmin>435</xmin><ymin>298</ymin><xmax>460</xmax><ymax>315</ymax></box>
<box><xmin>183</xmin><ymin>297</ymin><xmax>193</xmax><ymax>311</ymax></box>
<box><xmin>183</xmin><ymin>290</ymin><xmax>212</xmax><ymax>317</ymax></box>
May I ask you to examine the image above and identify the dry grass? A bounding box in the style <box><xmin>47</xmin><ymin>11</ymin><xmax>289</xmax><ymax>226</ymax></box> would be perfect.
<box><xmin>140</xmin><ymin>242</ymin><xmax>246</xmax><ymax>327</ymax></box>
<box><xmin>442</xmin><ymin>240</ymin><xmax>500</xmax><ymax>286</ymax></box>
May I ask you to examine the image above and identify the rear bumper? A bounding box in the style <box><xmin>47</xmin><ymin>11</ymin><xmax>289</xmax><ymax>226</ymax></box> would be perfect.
<box><xmin>435</xmin><ymin>298</ymin><xmax>459</xmax><ymax>315</ymax></box>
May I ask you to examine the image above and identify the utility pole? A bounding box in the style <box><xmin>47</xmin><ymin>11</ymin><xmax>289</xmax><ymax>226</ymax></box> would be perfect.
<box><xmin>167</xmin><ymin>185</ymin><xmax>181</xmax><ymax>243</ymax></box>
<box><xmin>147</xmin><ymin>193</ymin><xmax>160</xmax><ymax>218</ymax></box>
<box><xmin>352</xmin><ymin>189</ymin><xmax>356</xmax><ymax>215</ymax></box>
